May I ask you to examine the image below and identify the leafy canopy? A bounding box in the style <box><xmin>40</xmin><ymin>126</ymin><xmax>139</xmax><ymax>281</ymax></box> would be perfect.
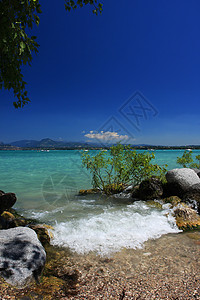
<box><xmin>0</xmin><ymin>0</ymin><xmax>103</xmax><ymax>108</ymax></box>
<box><xmin>177</xmin><ymin>150</ymin><xmax>200</xmax><ymax>168</ymax></box>
<box><xmin>81</xmin><ymin>144</ymin><xmax>167</xmax><ymax>194</ymax></box>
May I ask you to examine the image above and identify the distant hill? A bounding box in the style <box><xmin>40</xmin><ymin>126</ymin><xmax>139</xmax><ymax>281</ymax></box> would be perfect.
<box><xmin>10</xmin><ymin>140</ymin><xmax>39</xmax><ymax>147</ymax></box>
<box><xmin>9</xmin><ymin>138</ymin><xmax>95</xmax><ymax>149</ymax></box>
<box><xmin>0</xmin><ymin>141</ymin><xmax>20</xmax><ymax>150</ymax></box>
<box><xmin>2</xmin><ymin>138</ymin><xmax>200</xmax><ymax>150</ymax></box>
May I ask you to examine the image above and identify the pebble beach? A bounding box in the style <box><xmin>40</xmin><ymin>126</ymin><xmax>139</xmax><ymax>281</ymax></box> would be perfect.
<box><xmin>0</xmin><ymin>230</ymin><xmax>199</xmax><ymax>299</ymax></box>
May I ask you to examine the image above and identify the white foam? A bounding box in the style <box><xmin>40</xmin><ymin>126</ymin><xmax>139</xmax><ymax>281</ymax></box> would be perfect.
<box><xmin>51</xmin><ymin>201</ymin><xmax>181</xmax><ymax>256</ymax></box>
<box><xmin>22</xmin><ymin>206</ymin><xmax>65</xmax><ymax>220</ymax></box>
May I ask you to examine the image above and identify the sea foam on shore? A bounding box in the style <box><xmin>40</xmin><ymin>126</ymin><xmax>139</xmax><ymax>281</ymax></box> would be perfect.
<box><xmin>51</xmin><ymin>201</ymin><xmax>181</xmax><ymax>256</ymax></box>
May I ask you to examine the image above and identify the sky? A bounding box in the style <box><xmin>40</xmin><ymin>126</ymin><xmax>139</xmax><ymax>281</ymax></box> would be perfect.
<box><xmin>1</xmin><ymin>0</ymin><xmax>200</xmax><ymax>146</ymax></box>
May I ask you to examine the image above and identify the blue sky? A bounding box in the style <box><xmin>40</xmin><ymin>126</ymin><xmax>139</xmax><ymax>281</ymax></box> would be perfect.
<box><xmin>1</xmin><ymin>0</ymin><xmax>200</xmax><ymax>145</ymax></box>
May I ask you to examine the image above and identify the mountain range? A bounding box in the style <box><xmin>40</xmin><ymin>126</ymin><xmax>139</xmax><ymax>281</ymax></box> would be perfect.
<box><xmin>1</xmin><ymin>138</ymin><xmax>96</xmax><ymax>149</ymax></box>
<box><xmin>1</xmin><ymin>138</ymin><xmax>200</xmax><ymax>150</ymax></box>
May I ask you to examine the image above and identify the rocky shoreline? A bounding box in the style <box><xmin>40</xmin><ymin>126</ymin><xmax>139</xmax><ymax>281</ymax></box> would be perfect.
<box><xmin>0</xmin><ymin>167</ymin><xmax>200</xmax><ymax>298</ymax></box>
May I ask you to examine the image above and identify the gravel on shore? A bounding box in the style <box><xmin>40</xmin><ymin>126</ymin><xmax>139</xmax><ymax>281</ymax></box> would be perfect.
<box><xmin>0</xmin><ymin>231</ymin><xmax>199</xmax><ymax>299</ymax></box>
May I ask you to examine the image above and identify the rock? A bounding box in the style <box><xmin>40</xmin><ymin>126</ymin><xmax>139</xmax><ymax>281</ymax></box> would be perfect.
<box><xmin>138</xmin><ymin>177</ymin><xmax>163</xmax><ymax>200</ymax></box>
<box><xmin>162</xmin><ymin>196</ymin><xmax>182</xmax><ymax>207</ymax></box>
<box><xmin>29</xmin><ymin>224</ymin><xmax>53</xmax><ymax>247</ymax></box>
<box><xmin>183</xmin><ymin>183</ymin><xmax>200</xmax><ymax>214</ymax></box>
<box><xmin>112</xmin><ymin>192</ymin><xmax>132</xmax><ymax>199</ymax></box>
<box><xmin>190</xmin><ymin>168</ymin><xmax>200</xmax><ymax>178</ymax></box>
<box><xmin>165</xmin><ymin>168</ymin><xmax>200</xmax><ymax>197</ymax></box>
<box><xmin>103</xmin><ymin>183</ymin><xmax>125</xmax><ymax>195</ymax></box>
<box><xmin>0</xmin><ymin>227</ymin><xmax>46</xmax><ymax>288</ymax></box>
<box><xmin>79</xmin><ymin>188</ymin><xmax>100</xmax><ymax>195</ymax></box>
<box><xmin>146</xmin><ymin>200</ymin><xmax>162</xmax><ymax>209</ymax></box>
<box><xmin>0</xmin><ymin>211</ymin><xmax>16</xmax><ymax>229</ymax></box>
<box><xmin>131</xmin><ymin>185</ymin><xmax>140</xmax><ymax>199</ymax></box>
<box><xmin>0</xmin><ymin>192</ymin><xmax>17</xmax><ymax>214</ymax></box>
<box><xmin>174</xmin><ymin>203</ymin><xmax>200</xmax><ymax>230</ymax></box>
<box><xmin>0</xmin><ymin>209</ymin><xmax>32</xmax><ymax>229</ymax></box>
<box><xmin>124</xmin><ymin>185</ymin><xmax>134</xmax><ymax>192</ymax></box>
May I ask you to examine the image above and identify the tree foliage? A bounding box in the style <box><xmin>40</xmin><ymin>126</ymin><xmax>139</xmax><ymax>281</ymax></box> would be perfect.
<box><xmin>0</xmin><ymin>0</ymin><xmax>103</xmax><ymax>108</ymax></box>
<box><xmin>82</xmin><ymin>144</ymin><xmax>167</xmax><ymax>194</ymax></box>
<box><xmin>65</xmin><ymin>0</ymin><xmax>103</xmax><ymax>15</ymax></box>
<box><xmin>177</xmin><ymin>150</ymin><xmax>200</xmax><ymax>168</ymax></box>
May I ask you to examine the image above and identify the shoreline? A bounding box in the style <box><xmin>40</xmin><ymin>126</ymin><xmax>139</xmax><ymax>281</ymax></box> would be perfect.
<box><xmin>0</xmin><ymin>230</ymin><xmax>199</xmax><ymax>299</ymax></box>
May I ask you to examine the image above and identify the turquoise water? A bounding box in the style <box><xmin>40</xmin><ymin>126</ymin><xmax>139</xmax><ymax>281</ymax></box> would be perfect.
<box><xmin>0</xmin><ymin>149</ymin><xmax>199</xmax><ymax>255</ymax></box>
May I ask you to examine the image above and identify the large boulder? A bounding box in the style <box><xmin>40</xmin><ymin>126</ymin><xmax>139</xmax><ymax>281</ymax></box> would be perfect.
<box><xmin>190</xmin><ymin>168</ymin><xmax>200</xmax><ymax>178</ymax></box>
<box><xmin>0</xmin><ymin>191</ymin><xmax>17</xmax><ymax>214</ymax></box>
<box><xmin>165</xmin><ymin>168</ymin><xmax>200</xmax><ymax>197</ymax></box>
<box><xmin>138</xmin><ymin>177</ymin><xmax>163</xmax><ymax>200</ymax></box>
<box><xmin>0</xmin><ymin>227</ymin><xmax>46</xmax><ymax>288</ymax></box>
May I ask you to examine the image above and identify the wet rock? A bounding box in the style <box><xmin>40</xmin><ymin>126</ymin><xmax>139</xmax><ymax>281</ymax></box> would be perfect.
<box><xmin>29</xmin><ymin>224</ymin><xmax>53</xmax><ymax>247</ymax></box>
<box><xmin>183</xmin><ymin>183</ymin><xmax>200</xmax><ymax>214</ymax></box>
<box><xmin>79</xmin><ymin>189</ymin><xmax>100</xmax><ymax>195</ymax></box>
<box><xmin>138</xmin><ymin>177</ymin><xmax>163</xmax><ymax>200</ymax></box>
<box><xmin>0</xmin><ymin>227</ymin><xmax>46</xmax><ymax>288</ymax></box>
<box><xmin>103</xmin><ymin>183</ymin><xmax>125</xmax><ymax>195</ymax></box>
<box><xmin>165</xmin><ymin>168</ymin><xmax>200</xmax><ymax>197</ymax></box>
<box><xmin>0</xmin><ymin>209</ymin><xmax>32</xmax><ymax>229</ymax></box>
<box><xmin>124</xmin><ymin>185</ymin><xmax>134</xmax><ymax>192</ymax></box>
<box><xmin>0</xmin><ymin>192</ymin><xmax>17</xmax><ymax>214</ymax></box>
<box><xmin>146</xmin><ymin>200</ymin><xmax>162</xmax><ymax>209</ymax></box>
<box><xmin>162</xmin><ymin>196</ymin><xmax>182</xmax><ymax>207</ymax></box>
<box><xmin>131</xmin><ymin>185</ymin><xmax>140</xmax><ymax>199</ymax></box>
<box><xmin>174</xmin><ymin>203</ymin><xmax>200</xmax><ymax>230</ymax></box>
<box><xmin>0</xmin><ymin>211</ymin><xmax>16</xmax><ymax>229</ymax></box>
<box><xmin>112</xmin><ymin>192</ymin><xmax>132</xmax><ymax>199</ymax></box>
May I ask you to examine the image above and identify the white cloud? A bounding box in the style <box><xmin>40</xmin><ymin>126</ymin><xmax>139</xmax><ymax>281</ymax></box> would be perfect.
<box><xmin>84</xmin><ymin>131</ymin><xmax>129</xmax><ymax>142</ymax></box>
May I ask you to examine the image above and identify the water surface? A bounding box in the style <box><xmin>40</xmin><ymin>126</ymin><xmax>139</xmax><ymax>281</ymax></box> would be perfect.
<box><xmin>0</xmin><ymin>149</ymin><xmax>199</xmax><ymax>256</ymax></box>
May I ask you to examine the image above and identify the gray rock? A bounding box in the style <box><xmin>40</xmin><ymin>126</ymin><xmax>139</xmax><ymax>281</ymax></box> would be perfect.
<box><xmin>0</xmin><ymin>227</ymin><xmax>46</xmax><ymax>288</ymax></box>
<box><xmin>190</xmin><ymin>168</ymin><xmax>200</xmax><ymax>178</ymax></box>
<box><xmin>166</xmin><ymin>168</ymin><xmax>200</xmax><ymax>196</ymax></box>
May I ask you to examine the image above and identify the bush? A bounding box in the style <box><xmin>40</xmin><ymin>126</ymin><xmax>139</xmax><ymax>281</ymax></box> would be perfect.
<box><xmin>81</xmin><ymin>144</ymin><xmax>167</xmax><ymax>195</ymax></box>
<box><xmin>177</xmin><ymin>150</ymin><xmax>200</xmax><ymax>168</ymax></box>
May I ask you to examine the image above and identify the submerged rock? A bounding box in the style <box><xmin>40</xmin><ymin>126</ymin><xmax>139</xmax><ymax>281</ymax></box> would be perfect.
<box><xmin>0</xmin><ymin>227</ymin><xmax>46</xmax><ymax>288</ymax></box>
<box><xmin>0</xmin><ymin>191</ymin><xmax>17</xmax><ymax>214</ymax></box>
